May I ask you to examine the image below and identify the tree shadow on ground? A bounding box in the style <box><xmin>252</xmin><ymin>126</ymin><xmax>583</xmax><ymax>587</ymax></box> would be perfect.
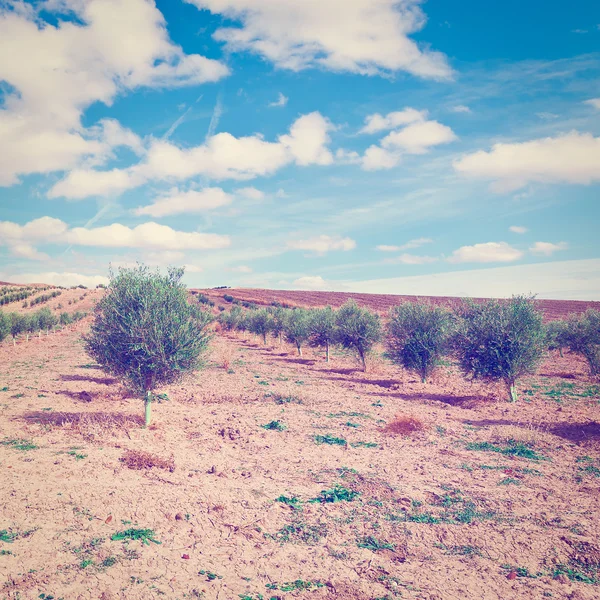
<box><xmin>60</xmin><ymin>374</ymin><xmax>118</xmax><ymax>385</ymax></box>
<box><xmin>460</xmin><ymin>418</ymin><xmax>600</xmax><ymax>443</ymax></box>
<box><xmin>272</xmin><ymin>356</ymin><xmax>316</xmax><ymax>366</ymax></box>
<box><xmin>366</xmin><ymin>390</ymin><xmax>491</xmax><ymax>408</ymax></box>
<box><xmin>55</xmin><ymin>389</ymin><xmax>98</xmax><ymax>403</ymax></box>
<box><xmin>538</xmin><ymin>371</ymin><xmax>578</xmax><ymax>380</ymax></box>
<box><xmin>21</xmin><ymin>410</ymin><xmax>144</xmax><ymax>428</ymax></box>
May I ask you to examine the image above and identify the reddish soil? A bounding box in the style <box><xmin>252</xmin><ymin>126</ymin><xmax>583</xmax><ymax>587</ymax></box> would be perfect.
<box><xmin>1</xmin><ymin>289</ymin><xmax>599</xmax><ymax>599</ymax></box>
<box><xmin>197</xmin><ymin>288</ymin><xmax>600</xmax><ymax>322</ymax></box>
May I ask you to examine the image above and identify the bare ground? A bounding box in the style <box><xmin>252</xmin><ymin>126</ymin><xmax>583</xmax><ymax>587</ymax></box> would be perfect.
<box><xmin>1</xmin><ymin>292</ymin><xmax>600</xmax><ymax>600</ymax></box>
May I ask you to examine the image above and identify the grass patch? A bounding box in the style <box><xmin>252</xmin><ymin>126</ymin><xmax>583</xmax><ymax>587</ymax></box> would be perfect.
<box><xmin>269</xmin><ymin>393</ymin><xmax>302</xmax><ymax>405</ymax></box>
<box><xmin>466</xmin><ymin>440</ymin><xmax>545</xmax><ymax>461</ymax></box>
<box><xmin>267</xmin><ymin>580</ymin><xmax>324</xmax><ymax>592</ymax></box>
<box><xmin>350</xmin><ymin>441</ymin><xmax>379</xmax><ymax>448</ymax></box>
<box><xmin>314</xmin><ymin>434</ymin><xmax>346</xmax><ymax>446</ymax></box>
<box><xmin>308</xmin><ymin>485</ymin><xmax>359</xmax><ymax>504</ymax></box>
<box><xmin>110</xmin><ymin>528</ymin><xmax>161</xmax><ymax>546</ymax></box>
<box><xmin>498</xmin><ymin>477</ymin><xmax>521</xmax><ymax>486</ymax></box>
<box><xmin>120</xmin><ymin>450</ymin><xmax>175</xmax><ymax>472</ymax></box>
<box><xmin>261</xmin><ymin>420</ymin><xmax>286</xmax><ymax>431</ymax></box>
<box><xmin>382</xmin><ymin>413</ymin><xmax>426</xmax><ymax>436</ymax></box>
<box><xmin>275</xmin><ymin>495</ymin><xmax>302</xmax><ymax>509</ymax></box>
<box><xmin>357</xmin><ymin>536</ymin><xmax>394</xmax><ymax>552</ymax></box>
<box><xmin>265</xmin><ymin>522</ymin><xmax>327</xmax><ymax>545</ymax></box>
<box><xmin>1</xmin><ymin>438</ymin><xmax>38</xmax><ymax>451</ymax></box>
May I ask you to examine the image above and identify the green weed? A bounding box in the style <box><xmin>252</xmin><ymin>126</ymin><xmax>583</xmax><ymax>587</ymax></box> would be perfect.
<box><xmin>261</xmin><ymin>420</ymin><xmax>286</xmax><ymax>431</ymax></box>
<box><xmin>357</xmin><ymin>536</ymin><xmax>394</xmax><ymax>552</ymax></box>
<box><xmin>308</xmin><ymin>485</ymin><xmax>359</xmax><ymax>504</ymax></box>
<box><xmin>314</xmin><ymin>434</ymin><xmax>346</xmax><ymax>446</ymax></box>
<box><xmin>110</xmin><ymin>528</ymin><xmax>160</xmax><ymax>545</ymax></box>
<box><xmin>1</xmin><ymin>438</ymin><xmax>38</xmax><ymax>451</ymax></box>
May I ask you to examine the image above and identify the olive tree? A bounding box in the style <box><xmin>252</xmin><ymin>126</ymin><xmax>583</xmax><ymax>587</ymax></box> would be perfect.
<box><xmin>335</xmin><ymin>299</ymin><xmax>382</xmax><ymax>372</ymax></box>
<box><xmin>562</xmin><ymin>309</ymin><xmax>600</xmax><ymax>377</ymax></box>
<box><xmin>0</xmin><ymin>311</ymin><xmax>9</xmax><ymax>343</ymax></box>
<box><xmin>84</xmin><ymin>265</ymin><xmax>213</xmax><ymax>426</ymax></box>
<box><xmin>386</xmin><ymin>301</ymin><xmax>454</xmax><ymax>383</ymax></box>
<box><xmin>269</xmin><ymin>306</ymin><xmax>288</xmax><ymax>345</ymax></box>
<box><xmin>455</xmin><ymin>295</ymin><xmax>545</xmax><ymax>402</ymax></box>
<box><xmin>545</xmin><ymin>319</ymin><xmax>569</xmax><ymax>357</ymax></box>
<box><xmin>284</xmin><ymin>308</ymin><xmax>312</xmax><ymax>356</ymax></box>
<box><xmin>248</xmin><ymin>308</ymin><xmax>274</xmax><ymax>344</ymax></box>
<box><xmin>9</xmin><ymin>313</ymin><xmax>26</xmax><ymax>345</ymax></box>
<box><xmin>309</xmin><ymin>306</ymin><xmax>337</xmax><ymax>362</ymax></box>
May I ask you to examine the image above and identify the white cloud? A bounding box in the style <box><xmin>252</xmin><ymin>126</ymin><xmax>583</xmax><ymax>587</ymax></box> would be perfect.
<box><xmin>359</xmin><ymin>108</ymin><xmax>427</xmax><ymax>134</ymax></box>
<box><xmin>0</xmin><ymin>216</ymin><xmax>69</xmax><ymax>260</ymax></box>
<box><xmin>0</xmin><ymin>0</ymin><xmax>228</xmax><ymax>185</ymax></box>
<box><xmin>453</xmin><ymin>131</ymin><xmax>600</xmax><ymax>192</ymax></box>
<box><xmin>509</xmin><ymin>226</ymin><xmax>528</xmax><ymax>234</ymax></box>
<box><xmin>584</xmin><ymin>98</ymin><xmax>600</xmax><ymax>110</ymax></box>
<box><xmin>269</xmin><ymin>92</ymin><xmax>288</xmax><ymax>108</ymax></box>
<box><xmin>529</xmin><ymin>241</ymin><xmax>568</xmax><ymax>256</ymax></box>
<box><xmin>383</xmin><ymin>253</ymin><xmax>438</xmax><ymax>265</ymax></box>
<box><xmin>381</xmin><ymin>120</ymin><xmax>457</xmax><ymax>154</ymax></box>
<box><xmin>287</xmin><ymin>235</ymin><xmax>356</xmax><ymax>255</ymax></box>
<box><xmin>275</xmin><ymin>188</ymin><xmax>288</xmax><ymax>198</ymax></box>
<box><xmin>49</xmin><ymin>112</ymin><xmax>334</xmax><ymax>199</ymax></box>
<box><xmin>67</xmin><ymin>222</ymin><xmax>230</xmax><ymax>250</ymax></box>
<box><xmin>0</xmin><ymin>217</ymin><xmax>230</xmax><ymax>252</ymax></box>
<box><xmin>235</xmin><ymin>187</ymin><xmax>266</xmax><ymax>200</ymax></box>
<box><xmin>134</xmin><ymin>187</ymin><xmax>233</xmax><ymax>217</ymax></box>
<box><xmin>447</xmin><ymin>242</ymin><xmax>523</xmax><ymax>264</ymax></box>
<box><xmin>2</xmin><ymin>272</ymin><xmax>109</xmax><ymax>288</ymax></box>
<box><xmin>450</xmin><ymin>105</ymin><xmax>471</xmax><ymax>114</ymax></box>
<box><xmin>292</xmin><ymin>275</ymin><xmax>328</xmax><ymax>290</ymax></box>
<box><xmin>188</xmin><ymin>0</ymin><xmax>452</xmax><ymax>79</ymax></box>
<box><xmin>361</xmin><ymin>145</ymin><xmax>401</xmax><ymax>171</ymax></box>
<box><xmin>376</xmin><ymin>237</ymin><xmax>433</xmax><ymax>252</ymax></box>
<box><xmin>279</xmin><ymin>112</ymin><xmax>334</xmax><ymax>166</ymax></box>
<box><xmin>7</xmin><ymin>243</ymin><xmax>50</xmax><ymax>261</ymax></box>
<box><xmin>344</xmin><ymin>259</ymin><xmax>600</xmax><ymax>300</ymax></box>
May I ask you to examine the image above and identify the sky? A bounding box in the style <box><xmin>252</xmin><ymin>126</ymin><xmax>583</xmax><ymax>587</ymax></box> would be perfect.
<box><xmin>0</xmin><ymin>0</ymin><xmax>599</xmax><ymax>299</ymax></box>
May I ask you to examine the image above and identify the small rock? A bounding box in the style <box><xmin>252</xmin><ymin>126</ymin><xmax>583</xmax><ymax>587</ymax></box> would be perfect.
<box><xmin>175</xmin><ymin>513</ymin><xmax>184</xmax><ymax>521</ymax></box>
<box><xmin>182</xmin><ymin>554</ymin><xmax>190</xmax><ymax>560</ymax></box>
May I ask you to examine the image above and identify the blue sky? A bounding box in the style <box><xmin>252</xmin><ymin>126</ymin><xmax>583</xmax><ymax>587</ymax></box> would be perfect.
<box><xmin>0</xmin><ymin>0</ymin><xmax>599</xmax><ymax>298</ymax></box>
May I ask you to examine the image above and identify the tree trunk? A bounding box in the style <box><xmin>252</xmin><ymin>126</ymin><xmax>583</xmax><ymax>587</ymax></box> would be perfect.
<box><xmin>297</xmin><ymin>344</ymin><xmax>302</xmax><ymax>357</ymax></box>
<box><xmin>360</xmin><ymin>351</ymin><xmax>366</xmax><ymax>372</ymax></box>
<box><xmin>279</xmin><ymin>332</ymin><xmax>283</xmax><ymax>345</ymax></box>
<box><xmin>507</xmin><ymin>380</ymin><xmax>518</xmax><ymax>403</ymax></box>
<box><xmin>326</xmin><ymin>340</ymin><xmax>330</xmax><ymax>363</ymax></box>
<box><xmin>559</xmin><ymin>348</ymin><xmax>563</xmax><ymax>358</ymax></box>
<box><xmin>263</xmin><ymin>332</ymin><xmax>267</xmax><ymax>345</ymax></box>
<box><xmin>145</xmin><ymin>391</ymin><xmax>152</xmax><ymax>427</ymax></box>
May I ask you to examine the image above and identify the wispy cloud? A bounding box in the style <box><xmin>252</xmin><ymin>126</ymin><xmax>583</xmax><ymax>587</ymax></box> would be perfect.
<box><xmin>269</xmin><ymin>92</ymin><xmax>288</xmax><ymax>107</ymax></box>
<box><xmin>163</xmin><ymin>94</ymin><xmax>203</xmax><ymax>140</ymax></box>
<box><xmin>206</xmin><ymin>92</ymin><xmax>224</xmax><ymax>140</ymax></box>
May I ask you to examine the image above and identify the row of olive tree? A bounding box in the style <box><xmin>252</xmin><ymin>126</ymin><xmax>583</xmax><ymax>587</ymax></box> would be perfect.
<box><xmin>0</xmin><ymin>308</ymin><xmax>87</xmax><ymax>345</ymax></box>
<box><xmin>219</xmin><ymin>296</ymin><xmax>599</xmax><ymax>402</ymax></box>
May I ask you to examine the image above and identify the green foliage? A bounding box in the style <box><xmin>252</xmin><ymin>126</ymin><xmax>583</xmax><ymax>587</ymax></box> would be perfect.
<box><xmin>455</xmin><ymin>295</ymin><xmax>546</xmax><ymax>401</ymax></box>
<box><xmin>562</xmin><ymin>309</ymin><xmax>600</xmax><ymax>377</ymax></box>
<box><xmin>335</xmin><ymin>299</ymin><xmax>382</xmax><ymax>371</ymax></box>
<box><xmin>284</xmin><ymin>308</ymin><xmax>312</xmax><ymax>355</ymax></box>
<box><xmin>386</xmin><ymin>301</ymin><xmax>454</xmax><ymax>383</ymax></box>
<box><xmin>308</xmin><ymin>485</ymin><xmax>359</xmax><ymax>503</ymax></box>
<box><xmin>308</xmin><ymin>306</ymin><xmax>337</xmax><ymax>361</ymax></box>
<box><xmin>261</xmin><ymin>420</ymin><xmax>286</xmax><ymax>431</ymax></box>
<box><xmin>1</xmin><ymin>438</ymin><xmax>38</xmax><ymax>451</ymax></box>
<box><xmin>0</xmin><ymin>310</ymin><xmax>9</xmax><ymax>342</ymax></box>
<box><xmin>84</xmin><ymin>265</ymin><xmax>212</xmax><ymax>425</ymax></box>
<box><xmin>357</xmin><ymin>536</ymin><xmax>394</xmax><ymax>552</ymax></box>
<box><xmin>268</xmin><ymin>306</ymin><xmax>288</xmax><ymax>343</ymax></box>
<box><xmin>36</xmin><ymin>307</ymin><xmax>58</xmax><ymax>331</ymax></box>
<box><xmin>466</xmin><ymin>440</ymin><xmax>545</xmax><ymax>461</ymax></box>
<box><xmin>110</xmin><ymin>528</ymin><xmax>160</xmax><ymax>545</ymax></box>
<box><xmin>314</xmin><ymin>434</ymin><xmax>347</xmax><ymax>446</ymax></box>
<box><xmin>248</xmin><ymin>308</ymin><xmax>274</xmax><ymax>344</ymax></box>
<box><xmin>545</xmin><ymin>319</ymin><xmax>570</xmax><ymax>355</ymax></box>
<box><xmin>218</xmin><ymin>305</ymin><xmax>243</xmax><ymax>332</ymax></box>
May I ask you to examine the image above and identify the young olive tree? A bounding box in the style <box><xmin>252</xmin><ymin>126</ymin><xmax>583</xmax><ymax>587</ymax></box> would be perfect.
<box><xmin>84</xmin><ymin>265</ymin><xmax>213</xmax><ymax>426</ymax></box>
<box><xmin>455</xmin><ymin>295</ymin><xmax>545</xmax><ymax>402</ymax></box>
<box><xmin>37</xmin><ymin>307</ymin><xmax>58</xmax><ymax>335</ymax></box>
<box><xmin>545</xmin><ymin>319</ymin><xmax>569</xmax><ymax>357</ymax></box>
<box><xmin>9</xmin><ymin>313</ymin><xmax>26</xmax><ymax>345</ymax></box>
<box><xmin>309</xmin><ymin>306</ymin><xmax>337</xmax><ymax>362</ymax></box>
<box><xmin>249</xmin><ymin>308</ymin><xmax>274</xmax><ymax>344</ymax></box>
<box><xmin>562</xmin><ymin>309</ymin><xmax>600</xmax><ymax>377</ymax></box>
<box><xmin>0</xmin><ymin>311</ymin><xmax>9</xmax><ymax>343</ymax></box>
<box><xmin>269</xmin><ymin>306</ymin><xmax>288</xmax><ymax>345</ymax></box>
<box><xmin>386</xmin><ymin>301</ymin><xmax>454</xmax><ymax>383</ymax></box>
<box><xmin>284</xmin><ymin>308</ymin><xmax>312</xmax><ymax>356</ymax></box>
<box><xmin>335</xmin><ymin>299</ymin><xmax>382</xmax><ymax>372</ymax></box>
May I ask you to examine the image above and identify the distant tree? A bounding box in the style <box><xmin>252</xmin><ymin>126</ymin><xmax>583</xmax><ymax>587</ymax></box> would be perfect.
<box><xmin>386</xmin><ymin>301</ymin><xmax>455</xmax><ymax>383</ymax></box>
<box><xmin>562</xmin><ymin>309</ymin><xmax>600</xmax><ymax>377</ymax></box>
<box><xmin>284</xmin><ymin>308</ymin><xmax>312</xmax><ymax>356</ymax></box>
<box><xmin>269</xmin><ymin>306</ymin><xmax>288</xmax><ymax>345</ymax></box>
<box><xmin>84</xmin><ymin>265</ymin><xmax>213</xmax><ymax>426</ymax></box>
<box><xmin>335</xmin><ymin>299</ymin><xmax>382</xmax><ymax>372</ymax></box>
<box><xmin>248</xmin><ymin>308</ymin><xmax>274</xmax><ymax>344</ymax></box>
<box><xmin>9</xmin><ymin>313</ymin><xmax>26</xmax><ymax>345</ymax></box>
<box><xmin>218</xmin><ymin>305</ymin><xmax>242</xmax><ymax>332</ymax></box>
<box><xmin>455</xmin><ymin>295</ymin><xmax>546</xmax><ymax>402</ymax></box>
<box><xmin>37</xmin><ymin>307</ymin><xmax>58</xmax><ymax>334</ymax></box>
<box><xmin>0</xmin><ymin>311</ymin><xmax>9</xmax><ymax>343</ymax></box>
<box><xmin>545</xmin><ymin>319</ymin><xmax>570</xmax><ymax>357</ymax></box>
<box><xmin>309</xmin><ymin>306</ymin><xmax>337</xmax><ymax>362</ymax></box>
